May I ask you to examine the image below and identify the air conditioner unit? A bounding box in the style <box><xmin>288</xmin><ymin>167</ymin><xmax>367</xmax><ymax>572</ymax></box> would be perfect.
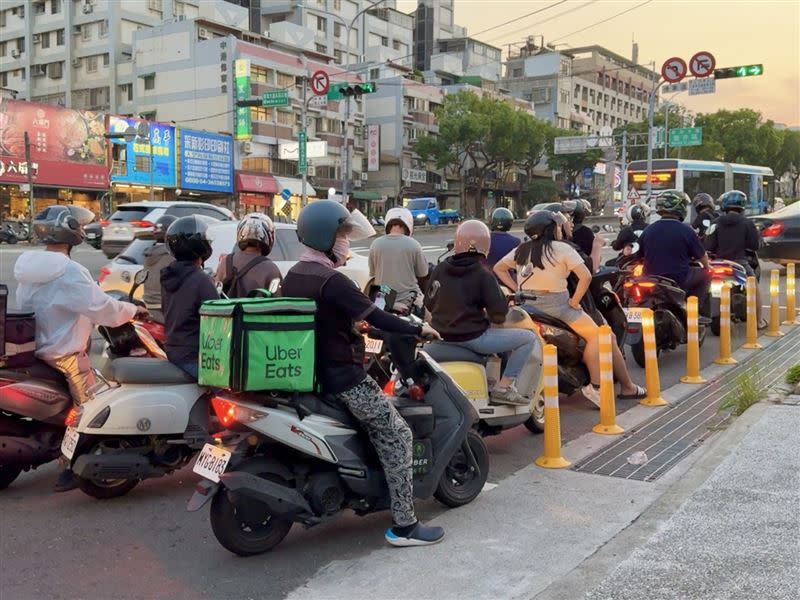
<box><xmin>83</xmin><ymin>4</ymin><xmax>93</xmax><ymax>14</ymax></box>
<box><xmin>306</xmin><ymin>165</ymin><xmax>316</xmax><ymax>177</ymax></box>
<box><xmin>353</xmin><ymin>179</ymin><xmax>362</xmax><ymax>188</ymax></box>
<box><xmin>360</xmin><ymin>172</ymin><xmax>368</xmax><ymax>181</ymax></box>
<box><xmin>33</xmin><ymin>34</ymin><xmax>41</xmax><ymax>44</ymax></box>
<box><xmin>198</xmin><ymin>28</ymin><xmax>209</xmax><ymax>40</ymax></box>
<box><xmin>241</xmin><ymin>141</ymin><xmax>253</xmax><ymax>154</ymax></box>
<box><xmin>71</xmin><ymin>58</ymin><xmax>81</xmax><ymax>68</ymax></box>
<box><xmin>11</xmin><ymin>49</ymin><xmax>21</xmax><ymax>59</ymax></box>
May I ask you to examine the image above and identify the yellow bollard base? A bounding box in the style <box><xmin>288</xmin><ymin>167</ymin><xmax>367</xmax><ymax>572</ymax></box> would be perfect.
<box><xmin>680</xmin><ymin>375</ymin><xmax>707</xmax><ymax>384</ymax></box>
<box><xmin>765</xmin><ymin>330</ymin><xmax>785</xmax><ymax>337</ymax></box>
<box><xmin>781</xmin><ymin>319</ymin><xmax>800</xmax><ymax>326</ymax></box>
<box><xmin>640</xmin><ymin>396</ymin><xmax>668</xmax><ymax>407</ymax></box>
<box><xmin>742</xmin><ymin>342</ymin><xmax>762</xmax><ymax>349</ymax></box>
<box><xmin>592</xmin><ymin>423</ymin><xmax>625</xmax><ymax>435</ymax></box>
<box><xmin>535</xmin><ymin>455</ymin><xmax>571</xmax><ymax>469</ymax></box>
<box><xmin>714</xmin><ymin>357</ymin><xmax>738</xmax><ymax>365</ymax></box>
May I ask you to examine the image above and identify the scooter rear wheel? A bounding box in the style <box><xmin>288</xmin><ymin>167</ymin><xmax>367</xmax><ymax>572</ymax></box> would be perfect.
<box><xmin>210</xmin><ymin>488</ymin><xmax>294</xmax><ymax>556</ymax></box>
<box><xmin>434</xmin><ymin>431</ymin><xmax>489</xmax><ymax>508</ymax></box>
<box><xmin>0</xmin><ymin>465</ymin><xmax>22</xmax><ymax>490</ymax></box>
<box><xmin>523</xmin><ymin>394</ymin><xmax>545</xmax><ymax>433</ymax></box>
<box><xmin>76</xmin><ymin>475</ymin><xmax>139</xmax><ymax>499</ymax></box>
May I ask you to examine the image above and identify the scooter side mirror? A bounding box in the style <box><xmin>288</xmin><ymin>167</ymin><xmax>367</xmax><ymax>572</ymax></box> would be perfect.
<box><xmin>702</xmin><ymin>219</ymin><xmax>711</xmax><ymax>228</ymax></box>
<box><xmin>446</xmin><ymin>240</ymin><xmax>455</xmax><ymax>251</ymax></box>
<box><xmin>133</xmin><ymin>269</ymin><xmax>148</xmax><ymax>285</ymax></box>
<box><xmin>592</xmin><ymin>225</ymin><xmax>601</xmax><ymax>233</ymax></box>
<box><xmin>630</xmin><ymin>242</ymin><xmax>640</xmax><ymax>254</ymax></box>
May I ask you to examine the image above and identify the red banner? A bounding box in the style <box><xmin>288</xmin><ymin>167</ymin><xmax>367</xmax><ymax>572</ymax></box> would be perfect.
<box><xmin>0</xmin><ymin>100</ymin><xmax>109</xmax><ymax>189</ymax></box>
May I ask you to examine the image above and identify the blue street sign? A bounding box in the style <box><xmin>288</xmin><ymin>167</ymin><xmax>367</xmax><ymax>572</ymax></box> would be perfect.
<box><xmin>280</xmin><ymin>188</ymin><xmax>292</xmax><ymax>201</ymax></box>
<box><xmin>583</xmin><ymin>167</ymin><xmax>594</xmax><ymax>180</ymax></box>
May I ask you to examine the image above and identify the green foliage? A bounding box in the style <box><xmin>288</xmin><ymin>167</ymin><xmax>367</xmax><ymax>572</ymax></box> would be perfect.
<box><xmin>719</xmin><ymin>367</ymin><xmax>763</xmax><ymax>416</ymax></box>
<box><xmin>786</xmin><ymin>364</ymin><xmax>800</xmax><ymax>385</ymax></box>
<box><xmin>523</xmin><ymin>178</ymin><xmax>559</xmax><ymax>208</ymax></box>
<box><xmin>545</xmin><ymin>128</ymin><xmax>603</xmax><ymax>188</ymax></box>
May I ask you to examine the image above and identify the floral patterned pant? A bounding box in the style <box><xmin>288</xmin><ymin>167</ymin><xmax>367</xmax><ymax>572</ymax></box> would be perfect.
<box><xmin>336</xmin><ymin>376</ymin><xmax>416</xmax><ymax>527</ymax></box>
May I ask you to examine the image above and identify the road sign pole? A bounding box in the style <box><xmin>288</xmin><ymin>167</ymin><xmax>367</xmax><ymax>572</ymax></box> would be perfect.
<box><xmin>301</xmin><ymin>74</ymin><xmax>308</xmax><ymax>208</ymax></box>
<box><xmin>621</xmin><ymin>130</ymin><xmax>628</xmax><ymax>206</ymax></box>
<box><xmin>645</xmin><ymin>79</ymin><xmax>666</xmax><ymax>200</ymax></box>
<box><xmin>664</xmin><ymin>103</ymin><xmax>669</xmax><ymax>159</ymax></box>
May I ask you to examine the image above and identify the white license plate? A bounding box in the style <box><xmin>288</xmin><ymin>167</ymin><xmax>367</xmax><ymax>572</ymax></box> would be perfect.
<box><xmin>364</xmin><ymin>335</ymin><xmax>383</xmax><ymax>354</ymax></box>
<box><xmin>192</xmin><ymin>443</ymin><xmax>232</xmax><ymax>483</ymax></box>
<box><xmin>61</xmin><ymin>427</ymin><xmax>80</xmax><ymax>460</ymax></box>
<box><xmin>624</xmin><ymin>308</ymin><xmax>645</xmax><ymax>323</ymax></box>
<box><xmin>86</xmin><ymin>232</ymin><xmax>98</xmax><ymax>239</ymax></box>
<box><xmin>710</xmin><ymin>281</ymin><xmax>723</xmax><ymax>298</ymax></box>
<box><xmin>103</xmin><ymin>227</ymin><xmax>132</xmax><ymax>241</ymax></box>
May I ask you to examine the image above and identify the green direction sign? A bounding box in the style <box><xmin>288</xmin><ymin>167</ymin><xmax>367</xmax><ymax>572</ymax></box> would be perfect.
<box><xmin>234</xmin><ymin>59</ymin><xmax>251</xmax><ymax>140</ymax></box>
<box><xmin>669</xmin><ymin>127</ymin><xmax>703</xmax><ymax>147</ymax></box>
<box><xmin>654</xmin><ymin>126</ymin><xmax>666</xmax><ymax>149</ymax></box>
<box><xmin>262</xmin><ymin>90</ymin><xmax>290</xmax><ymax>108</ymax></box>
<box><xmin>298</xmin><ymin>130</ymin><xmax>307</xmax><ymax>174</ymax></box>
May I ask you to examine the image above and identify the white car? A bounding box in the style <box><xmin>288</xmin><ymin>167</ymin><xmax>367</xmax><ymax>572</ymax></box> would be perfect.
<box><xmin>98</xmin><ymin>221</ymin><xmax>371</xmax><ymax>298</ymax></box>
<box><xmin>100</xmin><ymin>201</ymin><xmax>234</xmax><ymax>258</ymax></box>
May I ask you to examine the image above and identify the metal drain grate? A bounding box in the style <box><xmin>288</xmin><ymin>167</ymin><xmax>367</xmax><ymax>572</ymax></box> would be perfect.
<box><xmin>572</xmin><ymin>329</ymin><xmax>800</xmax><ymax>481</ymax></box>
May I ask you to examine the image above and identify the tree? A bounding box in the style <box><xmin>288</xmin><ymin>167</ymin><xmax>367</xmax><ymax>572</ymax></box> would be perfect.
<box><xmin>775</xmin><ymin>130</ymin><xmax>800</xmax><ymax>197</ymax></box>
<box><xmin>523</xmin><ymin>177</ymin><xmax>558</xmax><ymax>209</ymax></box>
<box><xmin>615</xmin><ymin>104</ymin><xmax>689</xmax><ymax>162</ymax></box>
<box><xmin>545</xmin><ymin>128</ymin><xmax>603</xmax><ymax>193</ymax></box>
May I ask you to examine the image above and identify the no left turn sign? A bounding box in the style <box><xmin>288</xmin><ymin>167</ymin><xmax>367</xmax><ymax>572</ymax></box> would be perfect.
<box><xmin>661</xmin><ymin>57</ymin><xmax>687</xmax><ymax>83</ymax></box>
<box><xmin>310</xmin><ymin>70</ymin><xmax>330</xmax><ymax>96</ymax></box>
<box><xmin>689</xmin><ymin>51</ymin><xmax>716</xmax><ymax>78</ymax></box>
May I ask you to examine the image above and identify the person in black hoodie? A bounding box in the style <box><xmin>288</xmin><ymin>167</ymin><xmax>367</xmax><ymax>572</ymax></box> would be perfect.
<box><xmin>161</xmin><ymin>216</ymin><xmax>219</xmax><ymax>378</ymax></box>
<box><xmin>692</xmin><ymin>192</ymin><xmax>719</xmax><ymax>239</ymax></box>
<box><xmin>141</xmin><ymin>214</ymin><xmax>176</xmax><ymax>323</ymax></box>
<box><xmin>425</xmin><ymin>220</ymin><xmax>537</xmax><ymax>406</ymax></box>
<box><xmin>611</xmin><ymin>203</ymin><xmax>650</xmax><ymax>258</ymax></box>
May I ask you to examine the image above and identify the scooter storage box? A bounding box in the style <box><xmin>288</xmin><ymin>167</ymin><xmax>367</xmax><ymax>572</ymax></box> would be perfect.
<box><xmin>198</xmin><ymin>296</ymin><xmax>317</xmax><ymax>392</ymax></box>
<box><xmin>0</xmin><ymin>285</ymin><xmax>37</xmax><ymax>368</ymax></box>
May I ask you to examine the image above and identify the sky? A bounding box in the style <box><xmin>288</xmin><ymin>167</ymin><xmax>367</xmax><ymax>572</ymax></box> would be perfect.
<box><xmin>396</xmin><ymin>0</ymin><xmax>800</xmax><ymax>127</ymax></box>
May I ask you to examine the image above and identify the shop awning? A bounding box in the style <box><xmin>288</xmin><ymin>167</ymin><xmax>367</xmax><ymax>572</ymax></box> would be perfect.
<box><xmin>236</xmin><ymin>172</ymin><xmax>279</xmax><ymax>194</ymax></box>
<box><xmin>273</xmin><ymin>176</ymin><xmax>317</xmax><ymax>197</ymax></box>
<box><xmin>351</xmin><ymin>191</ymin><xmax>383</xmax><ymax>201</ymax></box>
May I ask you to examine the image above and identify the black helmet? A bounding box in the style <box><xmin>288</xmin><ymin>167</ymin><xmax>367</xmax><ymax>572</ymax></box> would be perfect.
<box><xmin>524</xmin><ymin>210</ymin><xmax>564</xmax><ymax>240</ymax></box>
<box><xmin>571</xmin><ymin>199</ymin><xmax>590</xmax><ymax>224</ymax></box>
<box><xmin>656</xmin><ymin>189</ymin><xmax>689</xmax><ymax>220</ymax></box>
<box><xmin>628</xmin><ymin>203</ymin><xmax>650</xmax><ymax>223</ymax></box>
<box><xmin>296</xmin><ymin>200</ymin><xmax>351</xmax><ymax>253</ymax></box>
<box><xmin>166</xmin><ymin>215</ymin><xmax>213</xmax><ymax>261</ymax></box>
<box><xmin>33</xmin><ymin>205</ymin><xmax>95</xmax><ymax>246</ymax></box>
<box><xmin>719</xmin><ymin>190</ymin><xmax>747</xmax><ymax>212</ymax></box>
<box><xmin>141</xmin><ymin>214</ymin><xmax>177</xmax><ymax>243</ymax></box>
<box><xmin>693</xmin><ymin>192</ymin><xmax>715</xmax><ymax>212</ymax></box>
<box><xmin>490</xmin><ymin>207</ymin><xmax>514</xmax><ymax>231</ymax></box>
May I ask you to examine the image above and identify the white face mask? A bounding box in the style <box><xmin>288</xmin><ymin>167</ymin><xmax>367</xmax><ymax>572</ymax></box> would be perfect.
<box><xmin>332</xmin><ymin>236</ymin><xmax>351</xmax><ymax>267</ymax></box>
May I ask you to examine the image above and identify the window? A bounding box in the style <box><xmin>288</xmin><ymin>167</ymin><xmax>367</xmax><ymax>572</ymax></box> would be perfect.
<box><xmin>135</xmin><ymin>154</ymin><xmax>152</xmax><ymax>173</ymax></box>
<box><xmin>35</xmin><ymin>2</ymin><xmax>46</xmax><ymax>15</ymax></box>
<box><xmin>369</xmin><ymin>68</ymin><xmax>380</xmax><ymax>80</ymax></box>
<box><xmin>241</xmin><ymin>157</ymin><xmax>269</xmax><ymax>172</ymax></box>
<box><xmin>103</xmin><ymin>53</ymin><xmax>109</xmax><ymax>66</ymax></box>
<box><xmin>250</xmin><ymin>106</ymin><xmax>273</xmax><ymax>121</ymax></box>
<box><xmin>119</xmin><ymin>83</ymin><xmax>132</xmax><ymax>102</ymax></box>
<box><xmin>48</xmin><ymin>61</ymin><xmax>63</xmax><ymax>79</ymax></box>
<box><xmin>315</xmin><ymin>43</ymin><xmax>327</xmax><ymax>53</ymax></box>
<box><xmin>316</xmin><ymin>16</ymin><xmax>326</xmax><ymax>33</ymax></box>
<box><xmin>0</xmin><ymin>72</ymin><xmax>7</xmax><ymax>87</ymax></box>
<box><xmin>334</xmin><ymin>22</ymin><xmax>342</xmax><ymax>38</ymax></box>
<box><xmin>380</xmin><ymin>36</ymin><xmax>388</xmax><ymax>47</ymax></box>
<box><xmin>82</xmin><ymin>23</ymin><xmax>91</xmax><ymax>41</ymax></box>
<box><xmin>148</xmin><ymin>0</ymin><xmax>163</xmax><ymax>11</ymax></box>
<box><xmin>276</xmin><ymin>110</ymin><xmax>294</xmax><ymax>126</ymax></box>
<box><xmin>0</xmin><ymin>42</ymin><xmax>5</xmax><ymax>57</ymax></box>
<box><xmin>56</xmin><ymin>29</ymin><xmax>64</xmax><ymax>46</ymax></box>
<box><xmin>51</xmin><ymin>0</ymin><xmax>61</xmax><ymax>14</ymax></box>
<box><xmin>333</xmin><ymin>49</ymin><xmax>342</xmax><ymax>63</ymax></box>
<box><xmin>392</xmin><ymin>39</ymin><xmax>401</xmax><ymax>51</ymax></box>
<box><xmin>251</xmin><ymin>65</ymin><xmax>273</xmax><ymax>83</ymax></box>
<box><xmin>276</xmin><ymin>72</ymin><xmax>294</xmax><ymax>88</ymax></box>
<box><xmin>86</xmin><ymin>55</ymin><xmax>98</xmax><ymax>72</ymax></box>
<box><xmin>0</xmin><ymin>11</ymin><xmax>5</xmax><ymax>28</ymax></box>
<box><xmin>99</xmin><ymin>19</ymin><xmax>109</xmax><ymax>38</ymax></box>
<box><xmin>144</xmin><ymin>73</ymin><xmax>155</xmax><ymax>90</ymax></box>
<box><xmin>89</xmin><ymin>87</ymin><xmax>108</xmax><ymax>108</ymax></box>
<box><xmin>41</xmin><ymin>32</ymin><xmax>50</xmax><ymax>49</ymax></box>
<box><xmin>334</xmin><ymin>0</ymin><xmax>341</xmax><ymax>9</ymax></box>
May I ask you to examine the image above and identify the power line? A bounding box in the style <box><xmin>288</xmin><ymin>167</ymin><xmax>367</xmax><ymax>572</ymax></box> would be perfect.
<box><xmin>471</xmin><ymin>0</ymin><xmax>570</xmax><ymax>38</ymax></box>
<box><xmin>550</xmin><ymin>0</ymin><xmax>654</xmax><ymax>43</ymax></box>
<box><xmin>484</xmin><ymin>0</ymin><xmax>599</xmax><ymax>45</ymax></box>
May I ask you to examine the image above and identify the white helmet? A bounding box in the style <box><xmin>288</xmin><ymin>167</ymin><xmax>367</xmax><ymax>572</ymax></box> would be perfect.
<box><xmin>384</xmin><ymin>207</ymin><xmax>414</xmax><ymax>235</ymax></box>
<box><xmin>236</xmin><ymin>212</ymin><xmax>276</xmax><ymax>255</ymax></box>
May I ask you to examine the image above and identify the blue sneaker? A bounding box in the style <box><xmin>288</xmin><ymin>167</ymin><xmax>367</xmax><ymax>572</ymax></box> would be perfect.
<box><xmin>385</xmin><ymin>522</ymin><xmax>445</xmax><ymax>547</ymax></box>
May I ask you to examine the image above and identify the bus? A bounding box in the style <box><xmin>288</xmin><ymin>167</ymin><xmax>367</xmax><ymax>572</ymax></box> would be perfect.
<box><xmin>626</xmin><ymin>159</ymin><xmax>775</xmax><ymax>214</ymax></box>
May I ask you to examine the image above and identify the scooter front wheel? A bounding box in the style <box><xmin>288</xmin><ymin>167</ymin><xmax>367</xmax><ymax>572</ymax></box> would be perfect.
<box><xmin>209</xmin><ymin>488</ymin><xmax>293</xmax><ymax>556</ymax></box>
<box><xmin>523</xmin><ymin>394</ymin><xmax>545</xmax><ymax>433</ymax></box>
<box><xmin>76</xmin><ymin>475</ymin><xmax>139</xmax><ymax>499</ymax></box>
<box><xmin>434</xmin><ymin>431</ymin><xmax>489</xmax><ymax>508</ymax></box>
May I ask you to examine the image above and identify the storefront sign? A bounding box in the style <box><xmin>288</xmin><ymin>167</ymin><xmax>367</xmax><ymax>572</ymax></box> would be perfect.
<box><xmin>234</xmin><ymin>59</ymin><xmax>252</xmax><ymax>140</ymax></box>
<box><xmin>108</xmin><ymin>116</ymin><xmax>176</xmax><ymax>187</ymax></box>
<box><xmin>0</xmin><ymin>100</ymin><xmax>108</xmax><ymax>188</ymax></box>
<box><xmin>402</xmin><ymin>168</ymin><xmax>427</xmax><ymax>184</ymax></box>
<box><xmin>179</xmin><ymin>129</ymin><xmax>233</xmax><ymax>193</ymax></box>
<box><xmin>367</xmin><ymin>124</ymin><xmax>380</xmax><ymax>172</ymax></box>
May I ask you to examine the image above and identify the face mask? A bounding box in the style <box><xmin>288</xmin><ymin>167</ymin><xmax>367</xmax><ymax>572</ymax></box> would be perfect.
<box><xmin>332</xmin><ymin>236</ymin><xmax>351</xmax><ymax>267</ymax></box>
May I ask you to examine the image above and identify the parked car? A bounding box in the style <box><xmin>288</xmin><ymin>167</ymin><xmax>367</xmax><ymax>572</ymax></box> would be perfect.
<box><xmin>100</xmin><ymin>201</ymin><xmax>234</xmax><ymax>258</ymax></box>
<box><xmin>405</xmin><ymin>197</ymin><xmax>460</xmax><ymax>226</ymax></box>
<box><xmin>98</xmin><ymin>222</ymin><xmax>371</xmax><ymax>298</ymax></box>
<box><xmin>84</xmin><ymin>222</ymin><xmax>103</xmax><ymax>249</ymax></box>
<box><xmin>750</xmin><ymin>201</ymin><xmax>800</xmax><ymax>266</ymax></box>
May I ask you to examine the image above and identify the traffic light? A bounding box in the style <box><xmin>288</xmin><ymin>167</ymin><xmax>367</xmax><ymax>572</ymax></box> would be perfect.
<box><xmin>714</xmin><ymin>64</ymin><xmax>764</xmax><ymax>79</ymax></box>
<box><xmin>327</xmin><ymin>82</ymin><xmax>378</xmax><ymax>100</ymax></box>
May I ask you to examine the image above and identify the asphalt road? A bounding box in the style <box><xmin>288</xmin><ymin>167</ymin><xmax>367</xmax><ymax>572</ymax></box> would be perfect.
<box><xmin>0</xmin><ymin>230</ymin><xmax>794</xmax><ymax>599</ymax></box>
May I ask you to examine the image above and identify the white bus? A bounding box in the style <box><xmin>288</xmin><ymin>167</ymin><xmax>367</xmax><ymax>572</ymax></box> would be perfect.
<box><xmin>626</xmin><ymin>159</ymin><xmax>775</xmax><ymax>214</ymax></box>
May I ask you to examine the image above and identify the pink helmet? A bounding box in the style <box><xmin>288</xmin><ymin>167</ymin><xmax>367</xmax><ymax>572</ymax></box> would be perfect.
<box><xmin>454</xmin><ymin>220</ymin><xmax>491</xmax><ymax>256</ymax></box>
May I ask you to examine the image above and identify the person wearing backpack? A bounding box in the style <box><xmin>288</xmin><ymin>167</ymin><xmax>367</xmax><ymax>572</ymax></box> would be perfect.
<box><xmin>215</xmin><ymin>213</ymin><xmax>282</xmax><ymax>297</ymax></box>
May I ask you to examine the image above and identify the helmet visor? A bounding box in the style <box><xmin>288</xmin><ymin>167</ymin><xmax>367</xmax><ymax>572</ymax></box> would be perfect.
<box><xmin>342</xmin><ymin>208</ymin><xmax>376</xmax><ymax>242</ymax></box>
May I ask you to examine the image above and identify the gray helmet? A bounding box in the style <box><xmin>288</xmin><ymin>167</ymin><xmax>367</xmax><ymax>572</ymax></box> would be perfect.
<box><xmin>33</xmin><ymin>205</ymin><xmax>95</xmax><ymax>246</ymax></box>
<box><xmin>296</xmin><ymin>200</ymin><xmax>351</xmax><ymax>253</ymax></box>
<box><xmin>237</xmin><ymin>212</ymin><xmax>276</xmax><ymax>255</ymax></box>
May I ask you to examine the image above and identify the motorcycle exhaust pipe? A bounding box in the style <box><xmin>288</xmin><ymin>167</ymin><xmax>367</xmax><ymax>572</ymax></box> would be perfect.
<box><xmin>221</xmin><ymin>471</ymin><xmax>313</xmax><ymax>518</ymax></box>
<box><xmin>0</xmin><ymin>435</ymin><xmax>61</xmax><ymax>467</ymax></box>
<box><xmin>72</xmin><ymin>453</ymin><xmax>164</xmax><ymax>481</ymax></box>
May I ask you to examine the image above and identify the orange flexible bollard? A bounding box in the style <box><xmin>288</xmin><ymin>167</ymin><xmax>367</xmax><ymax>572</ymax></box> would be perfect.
<box><xmin>742</xmin><ymin>276</ymin><xmax>762</xmax><ymax>349</ymax></box>
<box><xmin>592</xmin><ymin>325</ymin><xmax>624</xmax><ymax>435</ymax></box>
<box><xmin>535</xmin><ymin>344</ymin><xmax>571</xmax><ymax>469</ymax></box>
<box><xmin>783</xmin><ymin>263</ymin><xmax>798</xmax><ymax>326</ymax></box>
<box><xmin>767</xmin><ymin>269</ymin><xmax>785</xmax><ymax>337</ymax></box>
<box><xmin>714</xmin><ymin>283</ymin><xmax>737</xmax><ymax>365</ymax></box>
<box><xmin>680</xmin><ymin>296</ymin><xmax>707</xmax><ymax>384</ymax></box>
<box><xmin>640</xmin><ymin>308</ymin><xmax>667</xmax><ymax>406</ymax></box>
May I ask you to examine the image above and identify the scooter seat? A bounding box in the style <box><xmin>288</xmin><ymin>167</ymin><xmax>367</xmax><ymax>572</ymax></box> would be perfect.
<box><xmin>520</xmin><ymin>304</ymin><xmax>574</xmax><ymax>332</ymax></box>
<box><xmin>424</xmin><ymin>342</ymin><xmax>489</xmax><ymax>365</ymax></box>
<box><xmin>110</xmin><ymin>357</ymin><xmax>195</xmax><ymax>385</ymax></box>
<box><xmin>296</xmin><ymin>394</ymin><xmax>359</xmax><ymax>428</ymax></box>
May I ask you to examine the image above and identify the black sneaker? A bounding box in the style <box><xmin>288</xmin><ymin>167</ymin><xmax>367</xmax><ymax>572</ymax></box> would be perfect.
<box><xmin>385</xmin><ymin>522</ymin><xmax>445</xmax><ymax>547</ymax></box>
<box><xmin>54</xmin><ymin>469</ymin><xmax>79</xmax><ymax>493</ymax></box>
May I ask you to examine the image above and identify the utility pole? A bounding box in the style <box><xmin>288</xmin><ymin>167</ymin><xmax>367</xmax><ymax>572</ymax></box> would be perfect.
<box><xmin>23</xmin><ymin>132</ymin><xmax>34</xmax><ymax>228</ymax></box>
<box><xmin>645</xmin><ymin>77</ymin><xmax>665</xmax><ymax>203</ymax></box>
<box><xmin>301</xmin><ymin>75</ymin><xmax>308</xmax><ymax>207</ymax></box>
<box><xmin>621</xmin><ymin>130</ymin><xmax>628</xmax><ymax>204</ymax></box>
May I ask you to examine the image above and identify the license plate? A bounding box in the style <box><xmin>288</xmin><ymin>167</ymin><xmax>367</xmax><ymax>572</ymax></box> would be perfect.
<box><xmin>624</xmin><ymin>307</ymin><xmax>645</xmax><ymax>323</ymax></box>
<box><xmin>710</xmin><ymin>281</ymin><xmax>723</xmax><ymax>298</ymax></box>
<box><xmin>104</xmin><ymin>227</ymin><xmax>132</xmax><ymax>241</ymax></box>
<box><xmin>364</xmin><ymin>335</ymin><xmax>383</xmax><ymax>354</ymax></box>
<box><xmin>61</xmin><ymin>427</ymin><xmax>80</xmax><ymax>460</ymax></box>
<box><xmin>86</xmin><ymin>232</ymin><xmax>98</xmax><ymax>239</ymax></box>
<box><xmin>192</xmin><ymin>443</ymin><xmax>232</xmax><ymax>483</ymax></box>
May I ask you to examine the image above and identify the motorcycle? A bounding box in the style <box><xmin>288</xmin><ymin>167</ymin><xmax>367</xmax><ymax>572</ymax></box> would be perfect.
<box><xmin>708</xmin><ymin>258</ymin><xmax>748</xmax><ymax>336</ymax></box>
<box><xmin>0</xmin><ymin>223</ymin><xmax>18</xmax><ymax>245</ymax></box>
<box><xmin>187</xmin><ymin>331</ymin><xmax>489</xmax><ymax>556</ymax></box>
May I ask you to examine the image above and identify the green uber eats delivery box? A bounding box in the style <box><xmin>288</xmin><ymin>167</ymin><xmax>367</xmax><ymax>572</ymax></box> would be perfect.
<box><xmin>198</xmin><ymin>296</ymin><xmax>317</xmax><ymax>392</ymax></box>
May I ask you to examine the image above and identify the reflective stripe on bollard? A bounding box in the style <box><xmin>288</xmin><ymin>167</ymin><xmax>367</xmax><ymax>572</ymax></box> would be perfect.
<box><xmin>714</xmin><ymin>283</ymin><xmax>738</xmax><ymax>365</ymax></box>
<box><xmin>681</xmin><ymin>296</ymin><xmax>707</xmax><ymax>384</ymax></box>
<box><xmin>592</xmin><ymin>325</ymin><xmax>624</xmax><ymax>435</ymax></box>
<box><xmin>640</xmin><ymin>308</ymin><xmax>667</xmax><ymax>406</ymax></box>
<box><xmin>783</xmin><ymin>263</ymin><xmax>798</xmax><ymax>326</ymax></box>
<box><xmin>535</xmin><ymin>344</ymin><xmax>571</xmax><ymax>469</ymax></box>
<box><xmin>766</xmin><ymin>269</ymin><xmax>785</xmax><ymax>337</ymax></box>
<box><xmin>742</xmin><ymin>276</ymin><xmax>762</xmax><ymax>349</ymax></box>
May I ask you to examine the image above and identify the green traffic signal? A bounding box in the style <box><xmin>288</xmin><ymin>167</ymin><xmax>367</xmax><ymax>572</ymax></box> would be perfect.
<box><xmin>714</xmin><ymin>64</ymin><xmax>764</xmax><ymax>79</ymax></box>
<box><xmin>327</xmin><ymin>82</ymin><xmax>378</xmax><ymax>100</ymax></box>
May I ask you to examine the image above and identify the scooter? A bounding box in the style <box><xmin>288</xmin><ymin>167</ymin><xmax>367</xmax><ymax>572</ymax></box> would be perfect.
<box><xmin>0</xmin><ymin>223</ymin><xmax>18</xmax><ymax>244</ymax></box>
<box><xmin>187</xmin><ymin>332</ymin><xmax>488</xmax><ymax>556</ymax></box>
<box><xmin>708</xmin><ymin>258</ymin><xmax>748</xmax><ymax>336</ymax></box>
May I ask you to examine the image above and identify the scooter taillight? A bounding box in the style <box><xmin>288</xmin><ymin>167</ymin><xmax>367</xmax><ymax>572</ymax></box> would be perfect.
<box><xmin>710</xmin><ymin>265</ymin><xmax>733</xmax><ymax>277</ymax></box>
<box><xmin>211</xmin><ymin>396</ymin><xmax>266</xmax><ymax>428</ymax></box>
<box><xmin>624</xmin><ymin>281</ymin><xmax>655</xmax><ymax>304</ymax></box>
<box><xmin>64</xmin><ymin>406</ymin><xmax>82</xmax><ymax>427</ymax></box>
<box><xmin>408</xmin><ymin>384</ymin><xmax>425</xmax><ymax>402</ymax></box>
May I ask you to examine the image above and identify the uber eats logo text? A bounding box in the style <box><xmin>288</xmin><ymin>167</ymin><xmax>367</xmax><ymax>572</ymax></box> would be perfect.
<box><xmin>265</xmin><ymin>344</ymin><xmax>304</xmax><ymax>378</ymax></box>
<box><xmin>201</xmin><ymin>334</ymin><xmax>225</xmax><ymax>371</ymax></box>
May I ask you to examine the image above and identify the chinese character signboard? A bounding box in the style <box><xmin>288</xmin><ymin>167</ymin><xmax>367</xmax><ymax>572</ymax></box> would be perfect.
<box><xmin>108</xmin><ymin>116</ymin><xmax>176</xmax><ymax>187</ymax></box>
<box><xmin>367</xmin><ymin>124</ymin><xmax>380</xmax><ymax>172</ymax></box>
<box><xmin>179</xmin><ymin>129</ymin><xmax>233</xmax><ymax>193</ymax></box>
<box><xmin>0</xmin><ymin>99</ymin><xmax>108</xmax><ymax>188</ymax></box>
<box><xmin>668</xmin><ymin>127</ymin><xmax>703</xmax><ymax>147</ymax></box>
<box><xmin>234</xmin><ymin>59</ymin><xmax>252</xmax><ymax>140</ymax></box>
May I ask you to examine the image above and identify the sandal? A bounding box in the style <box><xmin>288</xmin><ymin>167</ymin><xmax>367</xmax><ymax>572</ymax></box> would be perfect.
<box><xmin>757</xmin><ymin>318</ymin><xmax>769</xmax><ymax>330</ymax></box>
<box><xmin>618</xmin><ymin>384</ymin><xmax>647</xmax><ymax>400</ymax></box>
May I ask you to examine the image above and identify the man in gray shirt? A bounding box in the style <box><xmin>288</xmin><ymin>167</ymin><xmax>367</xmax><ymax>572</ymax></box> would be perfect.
<box><xmin>368</xmin><ymin>207</ymin><xmax>429</xmax><ymax>312</ymax></box>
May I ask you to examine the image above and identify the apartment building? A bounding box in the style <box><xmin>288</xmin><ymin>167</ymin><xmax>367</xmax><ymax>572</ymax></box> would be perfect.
<box><xmin>428</xmin><ymin>37</ymin><xmax>502</xmax><ymax>82</ymax></box>
<box><xmin>503</xmin><ymin>39</ymin><xmax>658</xmax><ymax>134</ymax></box>
<box><xmin>412</xmin><ymin>0</ymin><xmax>465</xmax><ymax>71</ymax></box>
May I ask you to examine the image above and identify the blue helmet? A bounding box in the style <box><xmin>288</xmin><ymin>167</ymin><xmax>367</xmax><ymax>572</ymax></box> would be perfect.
<box><xmin>719</xmin><ymin>190</ymin><xmax>747</xmax><ymax>212</ymax></box>
<box><xmin>296</xmin><ymin>200</ymin><xmax>351</xmax><ymax>253</ymax></box>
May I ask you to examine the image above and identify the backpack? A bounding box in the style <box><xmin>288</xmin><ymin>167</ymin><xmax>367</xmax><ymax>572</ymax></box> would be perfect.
<box><xmin>221</xmin><ymin>253</ymin><xmax>269</xmax><ymax>298</ymax></box>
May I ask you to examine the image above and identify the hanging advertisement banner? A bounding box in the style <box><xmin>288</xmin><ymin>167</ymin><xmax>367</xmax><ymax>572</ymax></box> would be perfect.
<box><xmin>234</xmin><ymin>59</ymin><xmax>252</xmax><ymax>141</ymax></box>
<box><xmin>0</xmin><ymin>99</ymin><xmax>108</xmax><ymax>188</ymax></box>
<box><xmin>108</xmin><ymin>116</ymin><xmax>176</xmax><ymax>187</ymax></box>
<box><xmin>179</xmin><ymin>129</ymin><xmax>234</xmax><ymax>193</ymax></box>
<box><xmin>367</xmin><ymin>124</ymin><xmax>380</xmax><ymax>172</ymax></box>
